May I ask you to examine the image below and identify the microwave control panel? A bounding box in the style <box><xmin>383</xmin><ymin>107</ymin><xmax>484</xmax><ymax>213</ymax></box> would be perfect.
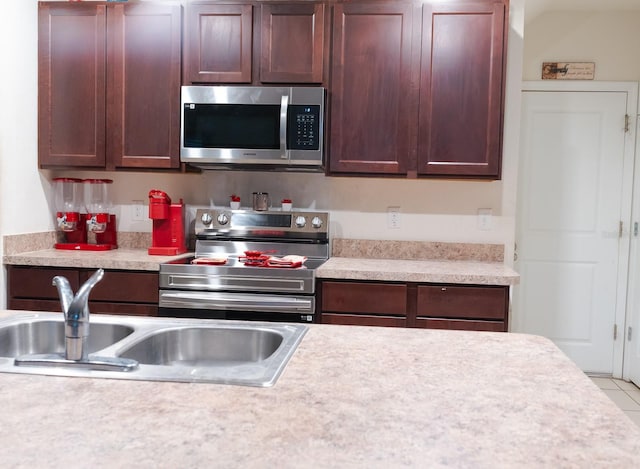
<box><xmin>287</xmin><ymin>105</ymin><xmax>320</xmax><ymax>150</ymax></box>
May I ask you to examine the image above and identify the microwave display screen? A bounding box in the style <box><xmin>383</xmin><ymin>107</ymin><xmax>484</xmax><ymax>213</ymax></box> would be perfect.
<box><xmin>183</xmin><ymin>104</ymin><xmax>280</xmax><ymax>149</ymax></box>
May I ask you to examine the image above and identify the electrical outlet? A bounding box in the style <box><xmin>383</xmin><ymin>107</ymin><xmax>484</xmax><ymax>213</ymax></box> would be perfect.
<box><xmin>477</xmin><ymin>208</ymin><xmax>492</xmax><ymax>231</ymax></box>
<box><xmin>387</xmin><ymin>207</ymin><xmax>401</xmax><ymax>229</ymax></box>
<box><xmin>133</xmin><ymin>200</ymin><xmax>145</xmax><ymax>221</ymax></box>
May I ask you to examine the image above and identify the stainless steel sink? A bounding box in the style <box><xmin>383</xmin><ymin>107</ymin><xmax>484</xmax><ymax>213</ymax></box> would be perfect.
<box><xmin>0</xmin><ymin>313</ymin><xmax>307</xmax><ymax>387</ymax></box>
<box><xmin>118</xmin><ymin>327</ymin><xmax>284</xmax><ymax>366</ymax></box>
<box><xmin>0</xmin><ymin>320</ymin><xmax>134</xmax><ymax>357</ymax></box>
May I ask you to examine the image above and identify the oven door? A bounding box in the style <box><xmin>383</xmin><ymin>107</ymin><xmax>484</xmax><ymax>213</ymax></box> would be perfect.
<box><xmin>158</xmin><ymin>290</ymin><xmax>315</xmax><ymax>323</ymax></box>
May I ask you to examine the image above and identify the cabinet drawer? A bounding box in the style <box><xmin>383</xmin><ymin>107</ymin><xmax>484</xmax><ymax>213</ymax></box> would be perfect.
<box><xmin>86</xmin><ymin>271</ymin><xmax>158</xmax><ymax>304</ymax></box>
<box><xmin>321</xmin><ymin>313</ymin><xmax>406</xmax><ymax>328</ymax></box>
<box><xmin>321</xmin><ymin>281</ymin><xmax>407</xmax><ymax>315</ymax></box>
<box><xmin>8</xmin><ymin>299</ymin><xmax>64</xmax><ymax>313</ymax></box>
<box><xmin>417</xmin><ymin>285</ymin><xmax>507</xmax><ymax>320</ymax></box>
<box><xmin>8</xmin><ymin>266</ymin><xmax>80</xmax><ymax>300</ymax></box>
<box><xmin>415</xmin><ymin>318</ymin><xmax>506</xmax><ymax>332</ymax></box>
<box><xmin>89</xmin><ymin>302</ymin><xmax>158</xmax><ymax>317</ymax></box>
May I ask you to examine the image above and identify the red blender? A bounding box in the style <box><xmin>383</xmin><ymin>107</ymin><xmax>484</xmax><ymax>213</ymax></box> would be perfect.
<box><xmin>53</xmin><ymin>177</ymin><xmax>86</xmax><ymax>247</ymax></box>
<box><xmin>148</xmin><ymin>189</ymin><xmax>186</xmax><ymax>255</ymax></box>
<box><xmin>84</xmin><ymin>178</ymin><xmax>117</xmax><ymax>250</ymax></box>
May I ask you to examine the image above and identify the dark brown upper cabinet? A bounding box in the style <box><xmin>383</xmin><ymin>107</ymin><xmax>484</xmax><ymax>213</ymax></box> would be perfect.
<box><xmin>260</xmin><ymin>3</ymin><xmax>326</xmax><ymax>83</ymax></box>
<box><xmin>184</xmin><ymin>3</ymin><xmax>253</xmax><ymax>83</ymax></box>
<box><xmin>183</xmin><ymin>2</ymin><xmax>327</xmax><ymax>85</ymax></box>
<box><xmin>328</xmin><ymin>1</ymin><xmax>415</xmax><ymax>175</ymax></box>
<box><xmin>38</xmin><ymin>2</ymin><xmax>182</xmax><ymax>170</ymax></box>
<box><xmin>328</xmin><ymin>0</ymin><xmax>508</xmax><ymax>179</ymax></box>
<box><xmin>417</xmin><ymin>1</ymin><xmax>506</xmax><ymax>178</ymax></box>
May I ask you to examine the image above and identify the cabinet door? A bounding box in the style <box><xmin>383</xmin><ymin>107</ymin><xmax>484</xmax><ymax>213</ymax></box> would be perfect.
<box><xmin>417</xmin><ymin>1</ymin><xmax>506</xmax><ymax>178</ymax></box>
<box><xmin>329</xmin><ymin>2</ymin><xmax>415</xmax><ymax>175</ymax></box>
<box><xmin>320</xmin><ymin>281</ymin><xmax>407</xmax><ymax>326</ymax></box>
<box><xmin>38</xmin><ymin>3</ymin><xmax>106</xmax><ymax>168</ymax></box>
<box><xmin>107</xmin><ymin>3</ymin><xmax>182</xmax><ymax>169</ymax></box>
<box><xmin>260</xmin><ymin>3</ymin><xmax>325</xmax><ymax>83</ymax></box>
<box><xmin>184</xmin><ymin>3</ymin><xmax>253</xmax><ymax>83</ymax></box>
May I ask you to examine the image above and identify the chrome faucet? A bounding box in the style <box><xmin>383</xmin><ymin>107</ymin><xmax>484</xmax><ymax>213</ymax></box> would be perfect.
<box><xmin>53</xmin><ymin>268</ymin><xmax>104</xmax><ymax>361</ymax></box>
<box><xmin>15</xmin><ymin>268</ymin><xmax>138</xmax><ymax>372</ymax></box>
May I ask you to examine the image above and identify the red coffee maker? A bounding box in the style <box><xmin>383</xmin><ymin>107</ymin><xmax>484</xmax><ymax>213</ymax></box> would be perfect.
<box><xmin>148</xmin><ymin>189</ymin><xmax>187</xmax><ymax>255</ymax></box>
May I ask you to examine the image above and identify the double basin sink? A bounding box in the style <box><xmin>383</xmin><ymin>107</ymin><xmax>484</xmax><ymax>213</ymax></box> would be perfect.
<box><xmin>0</xmin><ymin>313</ymin><xmax>307</xmax><ymax>387</ymax></box>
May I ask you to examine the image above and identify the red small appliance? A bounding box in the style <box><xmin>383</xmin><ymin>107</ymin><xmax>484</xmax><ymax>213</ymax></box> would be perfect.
<box><xmin>148</xmin><ymin>189</ymin><xmax>187</xmax><ymax>256</ymax></box>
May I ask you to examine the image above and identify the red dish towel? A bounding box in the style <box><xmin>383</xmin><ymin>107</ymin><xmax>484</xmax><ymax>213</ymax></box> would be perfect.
<box><xmin>265</xmin><ymin>255</ymin><xmax>307</xmax><ymax>268</ymax></box>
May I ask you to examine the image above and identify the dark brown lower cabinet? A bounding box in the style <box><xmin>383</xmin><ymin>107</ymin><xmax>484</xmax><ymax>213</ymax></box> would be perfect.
<box><xmin>319</xmin><ymin>280</ymin><xmax>508</xmax><ymax>331</ymax></box>
<box><xmin>7</xmin><ymin>265</ymin><xmax>158</xmax><ymax>316</ymax></box>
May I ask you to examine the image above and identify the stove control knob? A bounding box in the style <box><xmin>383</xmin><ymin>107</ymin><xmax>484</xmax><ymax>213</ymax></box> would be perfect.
<box><xmin>201</xmin><ymin>212</ymin><xmax>213</xmax><ymax>226</ymax></box>
<box><xmin>217</xmin><ymin>213</ymin><xmax>229</xmax><ymax>225</ymax></box>
<box><xmin>295</xmin><ymin>216</ymin><xmax>306</xmax><ymax>228</ymax></box>
<box><xmin>311</xmin><ymin>216</ymin><xmax>323</xmax><ymax>229</ymax></box>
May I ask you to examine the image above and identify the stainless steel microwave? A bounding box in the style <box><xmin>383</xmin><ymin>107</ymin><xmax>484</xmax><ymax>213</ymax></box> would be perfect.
<box><xmin>180</xmin><ymin>86</ymin><xmax>325</xmax><ymax>171</ymax></box>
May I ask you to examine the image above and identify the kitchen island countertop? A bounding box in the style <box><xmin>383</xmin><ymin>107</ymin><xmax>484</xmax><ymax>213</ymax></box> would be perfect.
<box><xmin>0</xmin><ymin>310</ymin><xmax>636</xmax><ymax>467</ymax></box>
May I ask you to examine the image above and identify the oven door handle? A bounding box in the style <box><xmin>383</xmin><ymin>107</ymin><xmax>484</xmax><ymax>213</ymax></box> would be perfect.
<box><xmin>159</xmin><ymin>291</ymin><xmax>314</xmax><ymax>313</ymax></box>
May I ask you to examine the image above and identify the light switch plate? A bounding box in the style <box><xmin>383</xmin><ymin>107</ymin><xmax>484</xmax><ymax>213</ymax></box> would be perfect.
<box><xmin>133</xmin><ymin>201</ymin><xmax>145</xmax><ymax>221</ymax></box>
<box><xmin>477</xmin><ymin>208</ymin><xmax>492</xmax><ymax>231</ymax></box>
<box><xmin>387</xmin><ymin>207</ymin><xmax>401</xmax><ymax>229</ymax></box>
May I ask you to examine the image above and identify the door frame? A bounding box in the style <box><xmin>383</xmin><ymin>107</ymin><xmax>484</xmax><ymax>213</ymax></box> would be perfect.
<box><xmin>624</xmin><ymin>108</ymin><xmax>640</xmax><ymax>382</ymax></box>
<box><xmin>518</xmin><ymin>81</ymin><xmax>638</xmax><ymax>378</ymax></box>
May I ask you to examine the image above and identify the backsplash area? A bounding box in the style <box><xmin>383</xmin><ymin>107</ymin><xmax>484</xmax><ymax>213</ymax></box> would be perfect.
<box><xmin>3</xmin><ymin>232</ymin><xmax>151</xmax><ymax>255</ymax></box>
<box><xmin>4</xmin><ymin>232</ymin><xmax>503</xmax><ymax>264</ymax></box>
<box><xmin>332</xmin><ymin>239</ymin><xmax>504</xmax><ymax>262</ymax></box>
<box><xmin>50</xmin><ymin>169</ymin><xmax>509</xmax><ymax>251</ymax></box>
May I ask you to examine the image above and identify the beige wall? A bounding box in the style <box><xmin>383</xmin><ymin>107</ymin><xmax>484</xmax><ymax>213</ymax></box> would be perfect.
<box><xmin>523</xmin><ymin>10</ymin><xmax>640</xmax><ymax>81</ymax></box>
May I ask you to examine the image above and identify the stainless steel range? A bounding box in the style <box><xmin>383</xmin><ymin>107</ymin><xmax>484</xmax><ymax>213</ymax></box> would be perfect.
<box><xmin>159</xmin><ymin>209</ymin><xmax>329</xmax><ymax>323</ymax></box>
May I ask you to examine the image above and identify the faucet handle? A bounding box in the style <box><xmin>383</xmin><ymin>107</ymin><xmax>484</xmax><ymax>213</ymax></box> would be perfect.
<box><xmin>67</xmin><ymin>268</ymin><xmax>105</xmax><ymax>319</ymax></box>
<box><xmin>52</xmin><ymin>276</ymin><xmax>74</xmax><ymax>315</ymax></box>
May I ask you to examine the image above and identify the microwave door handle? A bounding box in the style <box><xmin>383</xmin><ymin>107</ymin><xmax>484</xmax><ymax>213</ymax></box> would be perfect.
<box><xmin>280</xmin><ymin>94</ymin><xmax>288</xmax><ymax>159</ymax></box>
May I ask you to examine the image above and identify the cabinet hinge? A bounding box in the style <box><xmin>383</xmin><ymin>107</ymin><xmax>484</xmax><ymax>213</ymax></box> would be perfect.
<box><xmin>625</xmin><ymin>114</ymin><xmax>631</xmax><ymax>133</ymax></box>
<box><xmin>629</xmin><ymin>326</ymin><xmax>633</xmax><ymax>342</ymax></box>
<box><xmin>614</xmin><ymin>324</ymin><xmax>618</xmax><ymax>340</ymax></box>
<box><xmin>619</xmin><ymin>221</ymin><xmax>624</xmax><ymax>238</ymax></box>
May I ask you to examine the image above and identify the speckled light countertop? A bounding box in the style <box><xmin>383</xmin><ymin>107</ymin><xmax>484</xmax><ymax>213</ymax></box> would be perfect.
<box><xmin>317</xmin><ymin>257</ymin><xmax>520</xmax><ymax>285</ymax></box>
<box><xmin>2</xmin><ymin>248</ymin><xmax>192</xmax><ymax>271</ymax></box>
<box><xmin>2</xmin><ymin>232</ymin><xmax>192</xmax><ymax>271</ymax></box>
<box><xmin>4</xmin><ymin>236</ymin><xmax>519</xmax><ymax>285</ymax></box>
<box><xmin>0</xmin><ymin>311</ymin><xmax>637</xmax><ymax>467</ymax></box>
<box><xmin>320</xmin><ymin>239</ymin><xmax>519</xmax><ymax>285</ymax></box>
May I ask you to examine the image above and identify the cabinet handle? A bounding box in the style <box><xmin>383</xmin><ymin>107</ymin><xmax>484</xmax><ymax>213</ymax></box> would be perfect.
<box><xmin>441</xmin><ymin>287</ymin><xmax>447</xmax><ymax>292</ymax></box>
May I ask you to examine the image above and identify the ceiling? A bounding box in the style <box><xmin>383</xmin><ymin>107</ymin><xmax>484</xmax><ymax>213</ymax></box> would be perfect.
<box><xmin>525</xmin><ymin>0</ymin><xmax>640</xmax><ymax>23</ymax></box>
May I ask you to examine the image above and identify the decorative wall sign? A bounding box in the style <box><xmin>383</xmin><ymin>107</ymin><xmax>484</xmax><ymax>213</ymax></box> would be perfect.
<box><xmin>541</xmin><ymin>62</ymin><xmax>595</xmax><ymax>80</ymax></box>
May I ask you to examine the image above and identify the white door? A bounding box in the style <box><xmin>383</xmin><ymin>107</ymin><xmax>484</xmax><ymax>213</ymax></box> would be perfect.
<box><xmin>515</xmin><ymin>82</ymin><xmax>637</xmax><ymax>376</ymax></box>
